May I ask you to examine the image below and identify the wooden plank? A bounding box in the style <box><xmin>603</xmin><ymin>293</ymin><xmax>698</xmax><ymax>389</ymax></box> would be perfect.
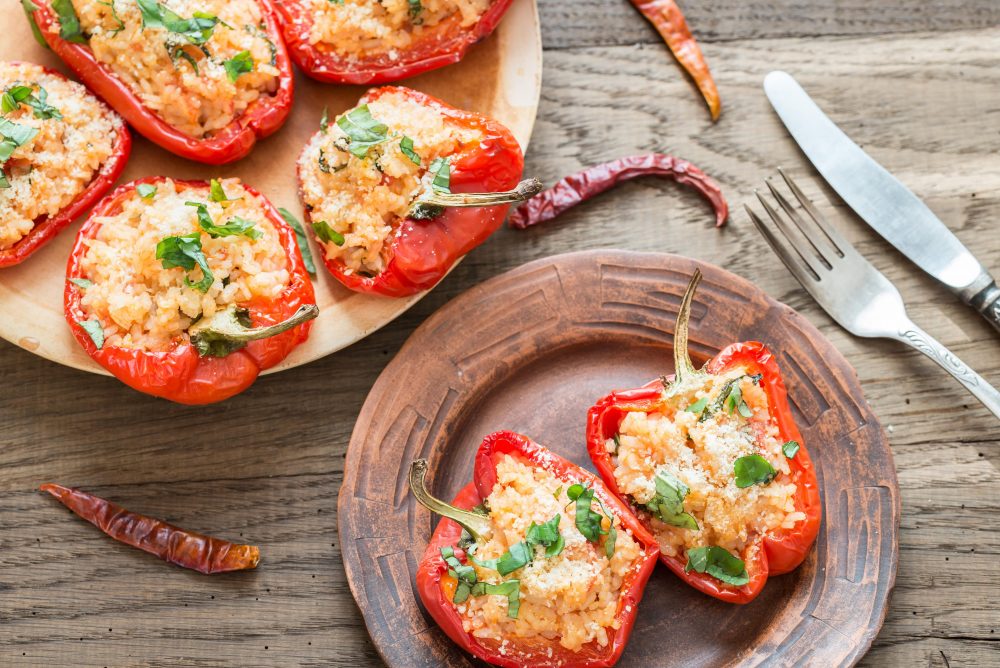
<box><xmin>2</xmin><ymin>14</ymin><xmax>999</xmax><ymax>668</ymax></box>
<box><xmin>540</xmin><ymin>0</ymin><xmax>1000</xmax><ymax>49</ymax></box>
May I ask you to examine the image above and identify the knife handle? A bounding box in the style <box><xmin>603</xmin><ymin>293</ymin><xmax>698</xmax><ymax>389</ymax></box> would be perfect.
<box><xmin>967</xmin><ymin>278</ymin><xmax>1000</xmax><ymax>334</ymax></box>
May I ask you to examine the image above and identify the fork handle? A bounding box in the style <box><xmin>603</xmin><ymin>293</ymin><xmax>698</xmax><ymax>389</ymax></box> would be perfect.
<box><xmin>965</xmin><ymin>278</ymin><xmax>1000</xmax><ymax>334</ymax></box>
<box><xmin>893</xmin><ymin>321</ymin><xmax>1000</xmax><ymax>420</ymax></box>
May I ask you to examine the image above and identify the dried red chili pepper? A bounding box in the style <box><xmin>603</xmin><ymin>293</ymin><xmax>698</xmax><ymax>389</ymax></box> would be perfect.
<box><xmin>25</xmin><ymin>0</ymin><xmax>294</xmax><ymax>164</ymax></box>
<box><xmin>586</xmin><ymin>271</ymin><xmax>821</xmax><ymax>604</ymax></box>
<box><xmin>508</xmin><ymin>153</ymin><xmax>728</xmax><ymax>230</ymax></box>
<box><xmin>41</xmin><ymin>483</ymin><xmax>260</xmax><ymax>574</ymax></box>
<box><xmin>0</xmin><ymin>63</ymin><xmax>131</xmax><ymax>268</ymax></box>
<box><xmin>410</xmin><ymin>431</ymin><xmax>660</xmax><ymax>667</ymax></box>
<box><xmin>275</xmin><ymin>0</ymin><xmax>516</xmax><ymax>85</ymax></box>
<box><xmin>630</xmin><ymin>0</ymin><xmax>721</xmax><ymax>121</ymax></box>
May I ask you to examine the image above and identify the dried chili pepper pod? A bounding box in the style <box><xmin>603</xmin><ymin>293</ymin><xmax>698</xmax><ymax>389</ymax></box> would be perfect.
<box><xmin>586</xmin><ymin>271</ymin><xmax>821</xmax><ymax>604</ymax></box>
<box><xmin>297</xmin><ymin>86</ymin><xmax>539</xmax><ymax>297</ymax></box>
<box><xmin>41</xmin><ymin>483</ymin><xmax>260</xmax><ymax>574</ymax></box>
<box><xmin>410</xmin><ymin>431</ymin><xmax>659</xmax><ymax>667</ymax></box>
<box><xmin>64</xmin><ymin>176</ymin><xmax>317</xmax><ymax>405</ymax></box>
<box><xmin>275</xmin><ymin>0</ymin><xmax>516</xmax><ymax>85</ymax></box>
<box><xmin>24</xmin><ymin>0</ymin><xmax>293</xmax><ymax>164</ymax></box>
<box><xmin>0</xmin><ymin>61</ymin><xmax>131</xmax><ymax>268</ymax></box>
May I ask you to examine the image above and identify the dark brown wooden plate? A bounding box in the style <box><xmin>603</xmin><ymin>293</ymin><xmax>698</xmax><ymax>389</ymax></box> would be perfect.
<box><xmin>338</xmin><ymin>250</ymin><xmax>900</xmax><ymax>667</ymax></box>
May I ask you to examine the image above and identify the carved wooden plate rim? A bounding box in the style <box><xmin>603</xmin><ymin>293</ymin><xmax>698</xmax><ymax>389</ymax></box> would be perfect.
<box><xmin>339</xmin><ymin>249</ymin><xmax>901</xmax><ymax>667</ymax></box>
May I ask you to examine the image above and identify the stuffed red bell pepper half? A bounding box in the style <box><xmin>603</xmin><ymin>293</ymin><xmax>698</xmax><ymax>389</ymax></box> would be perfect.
<box><xmin>409</xmin><ymin>431</ymin><xmax>659</xmax><ymax>667</ymax></box>
<box><xmin>0</xmin><ymin>61</ymin><xmax>130</xmax><ymax>267</ymax></box>
<box><xmin>275</xmin><ymin>0</ymin><xmax>516</xmax><ymax>84</ymax></box>
<box><xmin>65</xmin><ymin>177</ymin><xmax>318</xmax><ymax>404</ymax></box>
<box><xmin>297</xmin><ymin>86</ymin><xmax>539</xmax><ymax>297</ymax></box>
<box><xmin>24</xmin><ymin>0</ymin><xmax>293</xmax><ymax>164</ymax></box>
<box><xmin>586</xmin><ymin>271</ymin><xmax>822</xmax><ymax>604</ymax></box>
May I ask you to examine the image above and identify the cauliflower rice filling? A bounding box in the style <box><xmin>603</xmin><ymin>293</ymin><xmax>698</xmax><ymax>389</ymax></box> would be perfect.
<box><xmin>78</xmin><ymin>178</ymin><xmax>290</xmax><ymax>352</ymax></box>
<box><xmin>457</xmin><ymin>455</ymin><xmax>642</xmax><ymax>653</ymax></box>
<box><xmin>73</xmin><ymin>0</ymin><xmax>280</xmax><ymax>138</ymax></box>
<box><xmin>298</xmin><ymin>90</ymin><xmax>481</xmax><ymax>276</ymax></box>
<box><xmin>610</xmin><ymin>368</ymin><xmax>806</xmax><ymax>561</ymax></box>
<box><xmin>307</xmin><ymin>0</ymin><xmax>490</xmax><ymax>60</ymax></box>
<box><xmin>0</xmin><ymin>61</ymin><xmax>119</xmax><ymax>250</ymax></box>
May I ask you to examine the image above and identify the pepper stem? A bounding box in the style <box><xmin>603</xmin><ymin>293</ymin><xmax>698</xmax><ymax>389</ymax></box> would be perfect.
<box><xmin>408</xmin><ymin>178</ymin><xmax>543</xmax><ymax>220</ymax></box>
<box><xmin>188</xmin><ymin>303</ymin><xmax>319</xmax><ymax>358</ymax></box>
<box><xmin>672</xmin><ymin>270</ymin><xmax>702</xmax><ymax>385</ymax></box>
<box><xmin>408</xmin><ymin>459</ymin><xmax>491</xmax><ymax>545</ymax></box>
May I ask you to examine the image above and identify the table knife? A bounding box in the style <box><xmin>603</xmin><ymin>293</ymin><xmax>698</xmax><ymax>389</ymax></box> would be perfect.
<box><xmin>763</xmin><ymin>70</ymin><xmax>1000</xmax><ymax>333</ymax></box>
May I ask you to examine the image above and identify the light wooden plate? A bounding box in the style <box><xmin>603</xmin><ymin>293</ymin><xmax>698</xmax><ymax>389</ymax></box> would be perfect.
<box><xmin>0</xmin><ymin>0</ymin><xmax>542</xmax><ymax>375</ymax></box>
<box><xmin>339</xmin><ymin>250</ymin><xmax>900</xmax><ymax>667</ymax></box>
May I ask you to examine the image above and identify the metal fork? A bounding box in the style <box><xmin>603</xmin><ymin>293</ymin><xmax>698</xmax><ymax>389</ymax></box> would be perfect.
<box><xmin>746</xmin><ymin>169</ymin><xmax>1000</xmax><ymax>420</ymax></box>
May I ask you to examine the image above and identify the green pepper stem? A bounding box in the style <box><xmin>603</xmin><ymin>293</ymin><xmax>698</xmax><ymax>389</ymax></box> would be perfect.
<box><xmin>408</xmin><ymin>178</ymin><xmax>543</xmax><ymax>220</ymax></box>
<box><xmin>408</xmin><ymin>459</ymin><xmax>491</xmax><ymax>544</ymax></box>
<box><xmin>673</xmin><ymin>270</ymin><xmax>702</xmax><ymax>384</ymax></box>
<box><xmin>188</xmin><ymin>303</ymin><xmax>319</xmax><ymax>357</ymax></box>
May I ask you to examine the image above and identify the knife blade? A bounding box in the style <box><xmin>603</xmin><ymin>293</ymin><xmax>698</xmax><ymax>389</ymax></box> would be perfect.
<box><xmin>763</xmin><ymin>70</ymin><xmax>1000</xmax><ymax>332</ymax></box>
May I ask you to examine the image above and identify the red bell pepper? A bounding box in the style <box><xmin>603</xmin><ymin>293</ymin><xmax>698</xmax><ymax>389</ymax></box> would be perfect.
<box><xmin>586</xmin><ymin>271</ymin><xmax>821</xmax><ymax>604</ymax></box>
<box><xmin>274</xmin><ymin>0</ymin><xmax>516</xmax><ymax>85</ymax></box>
<box><xmin>64</xmin><ymin>177</ymin><xmax>318</xmax><ymax>405</ymax></box>
<box><xmin>299</xmin><ymin>86</ymin><xmax>538</xmax><ymax>297</ymax></box>
<box><xmin>0</xmin><ymin>63</ymin><xmax>131</xmax><ymax>268</ymax></box>
<box><xmin>410</xmin><ymin>430</ymin><xmax>660</xmax><ymax>667</ymax></box>
<box><xmin>26</xmin><ymin>0</ymin><xmax>294</xmax><ymax>164</ymax></box>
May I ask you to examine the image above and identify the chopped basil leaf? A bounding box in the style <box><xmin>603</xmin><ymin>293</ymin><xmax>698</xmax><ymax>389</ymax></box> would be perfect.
<box><xmin>0</xmin><ymin>118</ymin><xmax>40</xmax><ymax>168</ymax></box>
<box><xmin>167</xmin><ymin>43</ymin><xmax>200</xmax><ymax>73</ymax></box>
<box><xmin>440</xmin><ymin>546</ymin><xmax>477</xmax><ymax>604</ymax></box>
<box><xmin>685</xmin><ymin>545</ymin><xmax>749</xmax><ymax>586</ymax></box>
<box><xmin>312</xmin><ymin>220</ymin><xmax>345</xmax><ymax>246</ymax></box>
<box><xmin>319</xmin><ymin>106</ymin><xmax>329</xmax><ymax>132</ymax></box>
<box><xmin>78</xmin><ymin>319</ymin><xmax>104</xmax><ymax>349</ymax></box>
<box><xmin>569</xmin><ymin>484</ymin><xmax>607</xmax><ymax>544</ymax></box>
<box><xmin>187</xmin><ymin>202</ymin><xmax>260</xmax><ymax>239</ymax></box>
<box><xmin>224</xmin><ymin>50</ymin><xmax>253</xmax><ymax>82</ymax></box>
<box><xmin>472</xmin><ymin>580</ymin><xmax>520</xmax><ymax>618</ymax></box>
<box><xmin>473</xmin><ymin>514</ymin><xmax>564</xmax><ymax>574</ymax></box>
<box><xmin>685</xmin><ymin>396</ymin><xmax>709</xmax><ymax>415</ymax></box>
<box><xmin>2</xmin><ymin>85</ymin><xmax>61</xmax><ymax>120</ymax></box>
<box><xmin>336</xmin><ymin>104</ymin><xmax>389</xmax><ymax>158</ymax></box>
<box><xmin>496</xmin><ymin>541</ymin><xmax>532</xmax><ymax>575</ymax></box>
<box><xmin>137</xmin><ymin>0</ymin><xmax>219</xmax><ymax>45</ymax></box>
<box><xmin>209</xmin><ymin>178</ymin><xmax>239</xmax><ymax>203</ymax></box>
<box><xmin>645</xmin><ymin>469</ymin><xmax>698</xmax><ymax>530</ymax></box>
<box><xmin>52</xmin><ymin>0</ymin><xmax>87</xmax><ymax>43</ymax></box>
<box><xmin>552</xmin><ymin>485</ymin><xmax>563</xmax><ymax>501</ymax></box>
<box><xmin>612</xmin><ymin>434</ymin><xmax>621</xmax><ymax>454</ymax></box>
<box><xmin>277</xmin><ymin>207</ymin><xmax>316</xmax><ymax>275</ymax></box>
<box><xmin>782</xmin><ymin>440</ymin><xmax>800</xmax><ymax>459</ymax></box>
<box><xmin>327</xmin><ymin>0</ymin><xmax>344</xmax><ymax>4</ymax></box>
<box><xmin>318</xmin><ymin>149</ymin><xmax>347</xmax><ymax>174</ymax></box>
<box><xmin>97</xmin><ymin>0</ymin><xmax>125</xmax><ymax>36</ymax></box>
<box><xmin>0</xmin><ymin>172</ymin><xmax>8</xmax><ymax>189</ymax></box>
<box><xmin>527</xmin><ymin>514</ymin><xmax>564</xmax><ymax>558</ymax></box>
<box><xmin>155</xmin><ymin>232</ymin><xmax>213</xmax><ymax>292</ymax></box>
<box><xmin>733</xmin><ymin>454</ymin><xmax>777</xmax><ymax>488</ymax></box>
<box><xmin>427</xmin><ymin>157</ymin><xmax>450</xmax><ymax>192</ymax></box>
<box><xmin>399</xmin><ymin>135</ymin><xmax>420</xmax><ymax>165</ymax></box>
<box><xmin>68</xmin><ymin>277</ymin><xmax>92</xmax><ymax>289</ymax></box>
<box><xmin>21</xmin><ymin>0</ymin><xmax>48</xmax><ymax>49</ymax></box>
<box><xmin>136</xmin><ymin>183</ymin><xmax>157</xmax><ymax>199</ymax></box>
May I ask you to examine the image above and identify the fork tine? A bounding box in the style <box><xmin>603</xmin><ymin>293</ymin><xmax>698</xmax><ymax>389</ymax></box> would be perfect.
<box><xmin>754</xmin><ymin>191</ymin><xmax>826</xmax><ymax>279</ymax></box>
<box><xmin>765</xmin><ymin>178</ymin><xmax>839</xmax><ymax>268</ymax></box>
<box><xmin>744</xmin><ymin>204</ymin><xmax>821</xmax><ymax>286</ymax></box>
<box><xmin>777</xmin><ymin>168</ymin><xmax>849</xmax><ymax>256</ymax></box>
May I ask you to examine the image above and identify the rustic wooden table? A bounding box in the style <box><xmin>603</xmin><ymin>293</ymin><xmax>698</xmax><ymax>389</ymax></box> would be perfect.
<box><xmin>3</xmin><ymin>2</ymin><xmax>998</xmax><ymax>666</ymax></box>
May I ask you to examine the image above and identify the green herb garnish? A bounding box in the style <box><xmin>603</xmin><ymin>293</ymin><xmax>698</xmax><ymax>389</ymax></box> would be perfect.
<box><xmin>733</xmin><ymin>454</ymin><xmax>777</xmax><ymax>488</ymax></box>
<box><xmin>137</xmin><ymin>0</ymin><xmax>220</xmax><ymax>45</ymax></box>
<box><xmin>685</xmin><ymin>396</ymin><xmax>709</xmax><ymax>415</ymax></box>
<box><xmin>209</xmin><ymin>178</ymin><xmax>239</xmax><ymax>203</ymax></box>
<box><xmin>155</xmin><ymin>232</ymin><xmax>213</xmax><ymax>292</ymax></box>
<box><xmin>427</xmin><ymin>156</ymin><xmax>450</xmax><ymax>192</ymax></box>
<box><xmin>685</xmin><ymin>546</ymin><xmax>750</xmax><ymax>586</ymax></box>
<box><xmin>782</xmin><ymin>440</ymin><xmax>800</xmax><ymax>459</ymax></box>
<box><xmin>645</xmin><ymin>469</ymin><xmax>698</xmax><ymax>530</ymax></box>
<box><xmin>0</xmin><ymin>117</ymin><xmax>39</xmax><ymax>187</ymax></box>
<box><xmin>136</xmin><ymin>183</ymin><xmax>157</xmax><ymax>199</ymax></box>
<box><xmin>97</xmin><ymin>0</ymin><xmax>125</xmax><ymax>36</ymax></box>
<box><xmin>408</xmin><ymin>0</ymin><xmax>422</xmax><ymax>22</ymax></box>
<box><xmin>223</xmin><ymin>50</ymin><xmax>253</xmax><ymax>82</ymax></box>
<box><xmin>336</xmin><ymin>104</ymin><xmax>389</xmax><ymax>158</ymax></box>
<box><xmin>52</xmin><ymin>0</ymin><xmax>86</xmax><ymax>43</ymax></box>
<box><xmin>472</xmin><ymin>514</ymin><xmax>565</xmax><ymax>575</ymax></box>
<box><xmin>312</xmin><ymin>220</ymin><xmax>344</xmax><ymax>246</ymax></box>
<box><xmin>78</xmin><ymin>319</ymin><xmax>104</xmax><ymax>349</ymax></box>
<box><xmin>186</xmin><ymin>202</ymin><xmax>260</xmax><ymax>239</ymax></box>
<box><xmin>277</xmin><ymin>207</ymin><xmax>316</xmax><ymax>275</ymax></box>
<box><xmin>2</xmin><ymin>85</ymin><xmax>61</xmax><ymax>120</ymax></box>
<box><xmin>68</xmin><ymin>277</ymin><xmax>93</xmax><ymax>289</ymax></box>
<box><xmin>612</xmin><ymin>433</ymin><xmax>621</xmax><ymax>454</ymax></box>
<box><xmin>399</xmin><ymin>135</ymin><xmax>420</xmax><ymax>165</ymax></box>
<box><xmin>566</xmin><ymin>484</ymin><xmax>616</xmax><ymax>558</ymax></box>
<box><xmin>440</xmin><ymin>547</ymin><xmax>520</xmax><ymax>618</ymax></box>
<box><xmin>319</xmin><ymin>106</ymin><xmax>329</xmax><ymax>132</ymax></box>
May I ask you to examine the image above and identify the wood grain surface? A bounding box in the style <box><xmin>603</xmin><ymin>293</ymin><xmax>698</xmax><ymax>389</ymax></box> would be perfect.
<box><xmin>2</xmin><ymin>1</ymin><xmax>999</xmax><ymax>667</ymax></box>
<box><xmin>340</xmin><ymin>250</ymin><xmax>900</xmax><ymax>667</ymax></box>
